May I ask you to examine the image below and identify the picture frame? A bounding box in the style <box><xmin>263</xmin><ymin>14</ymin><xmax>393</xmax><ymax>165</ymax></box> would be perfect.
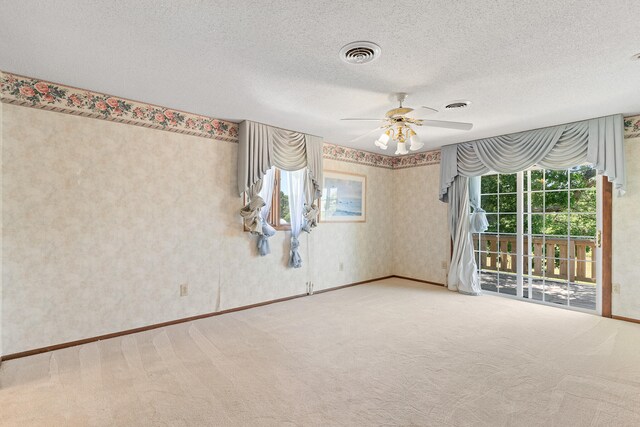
<box><xmin>319</xmin><ymin>170</ymin><xmax>367</xmax><ymax>223</ymax></box>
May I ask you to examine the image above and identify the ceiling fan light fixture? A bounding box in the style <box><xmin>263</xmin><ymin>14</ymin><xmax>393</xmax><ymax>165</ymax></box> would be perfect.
<box><xmin>374</xmin><ymin>130</ymin><xmax>390</xmax><ymax>149</ymax></box>
<box><xmin>342</xmin><ymin>92</ymin><xmax>474</xmax><ymax>155</ymax></box>
<box><xmin>374</xmin><ymin>139</ymin><xmax>388</xmax><ymax>150</ymax></box>
<box><xmin>378</xmin><ymin>131</ymin><xmax>390</xmax><ymax>144</ymax></box>
<box><xmin>409</xmin><ymin>132</ymin><xmax>424</xmax><ymax>151</ymax></box>
<box><xmin>395</xmin><ymin>141</ymin><xmax>409</xmax><ymax>156</ymax></box>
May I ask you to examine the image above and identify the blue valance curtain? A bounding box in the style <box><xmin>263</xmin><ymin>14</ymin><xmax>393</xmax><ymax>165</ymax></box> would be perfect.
<box><xmin>238</xmin><ymin>121</ymin><xmax>324</xmax><ymax>267</ymax></box>
<box><xmin>439</xmin><ymin>114</ymin><xmax>625</xmax><ymax>295</ymax></box>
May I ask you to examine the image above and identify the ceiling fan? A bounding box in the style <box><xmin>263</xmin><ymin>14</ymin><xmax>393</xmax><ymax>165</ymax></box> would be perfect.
<box><xmin>341</xmin><ymin>93</ymin><xmax>473</xmax><ymax>155</ymax></box>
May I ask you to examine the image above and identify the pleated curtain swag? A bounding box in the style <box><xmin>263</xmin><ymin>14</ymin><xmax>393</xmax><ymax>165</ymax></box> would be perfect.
<box><xmin>238</xmin><ymin>120</ymin><xmax>324</xmax><ymax>267</ymax></box>
<box><xmin>439</xmin><ymin>114</ymin><xmax>626</xmax><ymax>295</ymax></box>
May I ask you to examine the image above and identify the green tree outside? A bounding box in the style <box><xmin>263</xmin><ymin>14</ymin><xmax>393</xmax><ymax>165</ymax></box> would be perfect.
<box><xmin>479</xmin><ymin>166</ymin><xmax>596</xmax><ymax>238</ymax></box>
<box><xmin>280</xmin><ymin>191</ymin><xmax>290</xmax><ymax>223</ymax></box>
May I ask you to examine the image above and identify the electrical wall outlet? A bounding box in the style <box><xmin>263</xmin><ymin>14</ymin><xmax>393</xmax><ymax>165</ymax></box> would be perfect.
<box><xmin>441</xmin><ymin>261</ymin><xmax>448</xmax><ymax>269</ymax></box>
<box><xmin>180</xmin><ymin>283</ymin><xmax>189</xmax><ymax>297</ymax></box>
<box><xmin>613</xmin><ymin>283</ymin><xmax>621</xmax><ymax>294</ymax></box>
<box><xmin>339</xmin><ymin>262</ymin><xmax>344</xmax><ymax>272</ymax></box>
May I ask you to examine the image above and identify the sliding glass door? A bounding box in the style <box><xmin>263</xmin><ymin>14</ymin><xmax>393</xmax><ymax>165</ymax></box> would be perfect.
<box><xmin>474</xmin><ymin>165</ymin><xmax>601</xmax><ymax>313</ymax></box>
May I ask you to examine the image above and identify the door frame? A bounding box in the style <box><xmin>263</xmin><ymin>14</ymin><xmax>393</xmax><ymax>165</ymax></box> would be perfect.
<box><xmin>450</xmin><ymin>175</ymin><xmax>612</xmax><ymax>317</ymax></box>
<box><xmin>602</xmin><ymin>179</ymin><xmax>612</xmax><ymax>318</ymax></box>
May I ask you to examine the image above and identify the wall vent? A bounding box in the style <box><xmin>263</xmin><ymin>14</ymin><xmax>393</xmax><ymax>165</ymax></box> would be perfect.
<box><xmin>339</xmin><ymin>41</ymin><xmax>381</xmax><ymax>65</ymax></box>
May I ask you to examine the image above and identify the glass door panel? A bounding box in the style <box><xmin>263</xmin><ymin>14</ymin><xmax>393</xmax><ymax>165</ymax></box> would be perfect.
<box><xmin>475</xmin><ymin>165</ymin><xmax>600</xmax><ymax>313</ymax></box>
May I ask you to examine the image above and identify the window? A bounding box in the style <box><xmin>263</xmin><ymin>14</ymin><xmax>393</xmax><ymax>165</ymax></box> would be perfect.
<box><xmin>269</xmin><ymin>169</ymin><xmax>291</xmax><ymax>230</ymax></box>
<box><xmin>474</xmin><ymin>165</ymin><xmax>600</xmax><ymax>313</ymax></box>
<box><xmin>243</xmin><ymin>168</ymin><xmax>293</xmax><ymax>232</ymax></box>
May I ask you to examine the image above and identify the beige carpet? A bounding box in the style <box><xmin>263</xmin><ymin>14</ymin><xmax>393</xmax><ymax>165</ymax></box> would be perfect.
<box><xmin>2</xmin><ymin>278</ymin><xmax>640</xmax><ymax>426</ymax></box>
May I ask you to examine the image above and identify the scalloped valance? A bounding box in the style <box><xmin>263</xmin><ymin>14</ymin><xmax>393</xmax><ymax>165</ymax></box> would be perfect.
<box><xmin>237</xmin><ymin>120</ymin><xmax>323</xmax><ymax>198</ymax></box>
<box><xmin>439</xmin><ymin>114</ymin><xmax>625</xmax><ymax>296</ymax></box>
<box><xmin>237</xmin><ymin>120</ymin><xmax>324</xmax><ymax>268</ymax></box>
<box><xmin>439</xmin><ymin>114</ymin><xmax>626</xmax><ymax>202</ymax></box>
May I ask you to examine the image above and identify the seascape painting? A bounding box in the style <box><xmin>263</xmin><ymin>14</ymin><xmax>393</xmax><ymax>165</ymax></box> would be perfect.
<box><xmin>320</xmin><ymin>171</ymin><xmax>366</xmax><ymax>222</ymax></box>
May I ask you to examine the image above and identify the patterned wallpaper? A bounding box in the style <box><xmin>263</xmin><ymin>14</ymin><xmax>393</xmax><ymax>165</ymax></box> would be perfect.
<box><xmin>323</xmin><ymin>143</ymin><xmax>440</xmax><ymax>169</ymax></box>
<box><xmin>0</xmin><ymin>71</ymin><xmax>443</xmax><ymax>169</ymax></box>
<box><xmin>612</xmin><ymin>131</ymin><xmax>640</xmax><ymax>320</ymax></box>
<box><xmin>1</xmin><ymin>72</ymin><xmax>638</xmax><ymax>354</ymax></box>
<box><xmin>0</xmin><ymin>103</ymin><xmax>395</xmax><ymax>355</ymax></box>
<box><xmin>624</xmin><ymin>115</ymin><xmax>640</xmax><ymax>139</ymax></box>
<box><xmin>392</xmin><ymin>165</ymin><xmax>449</xmax><ymax>285</ymax></box>
<box><xmin>0</xmin><ymin>72</ymin><xmax>238</xmax><ymax>142</ymax></box>
<box><xmin>322</xmin><ymin>143</ymin><xmax>396</xmax><ymax>169</ymax></box>
<box><xmin>2</xmin><ymin>71</ymin><xmax>638</xmax><ymax>171</ymax></box>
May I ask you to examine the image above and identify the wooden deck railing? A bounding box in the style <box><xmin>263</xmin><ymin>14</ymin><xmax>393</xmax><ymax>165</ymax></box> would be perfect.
<box><xmin>474</xmin><ymin>234</ymin><xmax>596</xmax><ymax>283</ymax></box>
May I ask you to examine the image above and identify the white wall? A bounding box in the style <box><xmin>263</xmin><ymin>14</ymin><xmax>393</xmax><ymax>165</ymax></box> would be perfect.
<box><xmin>390</xmin><ymin>142</ymin><xmax>640</xmax><ymax>320</ymax></box>
<box><xmin>311</xmin><ymin>160</ymin><xmax>394</xmax><ymax>289</ymax></box>
<box><xmin>0</xmin><ymin>100</ymin><xmax>3</xmax><ymax>358</ymax></box>
<box><xmin>7</xmin><ymin>98</ymin><xmax>633</xmax><ymax>358</ymax></box>
<box><xmin>612</xmin><ymin>136</ymin><xmax>640</xmax><ymax>320</ymax></box>
<box><xmin>392</xmin><ymin>165</ymin><xmax>449</xmax><ymax>285</ymax></box>
<box><xmin>1</xmin><ymin>104</ymin><xmax>395</xmax><ymax>355</ymax></box>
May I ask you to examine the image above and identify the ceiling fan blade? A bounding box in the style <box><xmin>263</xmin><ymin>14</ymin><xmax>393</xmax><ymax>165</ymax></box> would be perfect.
<box><xmin>416</xmin><ymin>120</ymin><xmax>473</xmax><ymax>131</ymax></box>
<box><xmin>420</xmin><ymin>106</ymin><xmax>439</xmax><ymax>113</ymax></box>
<box><xmin>348</xmin><ymin>126</ymin><xmax>385</xmax><ymax>142</ymax></box>
<box><xmin>406</xmin><ymin>106</ymin><xmax>438</xmax><ymax>118</ymax></box>
<box><xmin>340</xmin><ymin>118</ymin><xmax>385</xmax><ymax>121</ymax></box>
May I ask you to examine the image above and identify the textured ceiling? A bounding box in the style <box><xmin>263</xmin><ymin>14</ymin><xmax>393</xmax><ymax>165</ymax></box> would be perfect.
<box><xmin>1</xmin><ymin>0</ymin><xmax>639</xmax><ymax>152</ymax></box>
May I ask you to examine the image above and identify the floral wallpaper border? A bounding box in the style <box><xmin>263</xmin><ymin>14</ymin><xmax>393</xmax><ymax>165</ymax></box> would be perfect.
<box><xmin>0</xmin><ymin>71</ymin><xmax>440</xmax><ymax>168</ymax></box>
<box><xmin>322</xmin><ymin>143</ymin><xmax>441</xmax><ymax>169</ymax></box>
<box><xmin>391</xmin><ymin>150</ymin><xmax>441</xmax><ymax>169</ymax></box>
<box><xmin>625</xmin><ymin>115</ymin><xmax>640</xmax><ymax>139</ymax></box>
<box><xmin>323</xmin><ymin>143</ymin><xmax>395</xmax><ymax>169</ymax></box>
<box><xmin>2</xmin><ymin>71</ymin><xmax>635</xmax><ymax>169</ymax></box>
<box><xmin>0</xmin><ymin>71</ymin><xmax>239</xmax><ymax>143</ymax></box>
<box><xmin>327</xmin><ymin>114</ymin><xmax>639</xmax><ymax>169</ymax></box>
<box><xmin>325</xmin><ymin>112</ymin><xmax>639</xmax><ymax>169</ymax></box>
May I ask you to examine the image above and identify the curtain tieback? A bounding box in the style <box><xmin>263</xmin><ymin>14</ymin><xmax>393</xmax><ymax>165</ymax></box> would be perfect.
<box><xmin>470</xmin><ymin>207</ymin><xmax>489</xmax><ymax>234</ymax></box>
<box><xmin>289</xmin><ymin>237</ymin><xmax>302</xmax><ymax>268</ymax></box>
<box><xmin>302</xmin><ymin>203</ymin><xmax>319</xmax><ymax>233</ymax></box>
<box><xmin>257</xmin><ymin>221</ymin><xmax>276</xmax><ymax>256</ymax></box>
<box><xmin>239</xmin><ymin>195</ymin><xmax>266</xmax><ymax>234</ymax></box>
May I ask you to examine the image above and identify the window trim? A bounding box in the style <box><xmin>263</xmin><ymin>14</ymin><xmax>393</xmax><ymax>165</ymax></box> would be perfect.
<box><xmin>271</xmin><ymin>169</ymin><xmax>291</xmax><ymax>231</ymax></box>
<box><xmin>243</xmin><ymin>169</ymin><xmax>291</xmax><ymax>232</ymax></box>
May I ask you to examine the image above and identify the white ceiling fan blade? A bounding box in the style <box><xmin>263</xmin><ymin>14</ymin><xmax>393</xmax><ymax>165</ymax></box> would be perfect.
<box><xmin>417</xmin><ymin>120</ymin><xmax>473</xmax><ymax>131</ymax></box>
<box><xmin>420</xmin><ymin>106</ymin><xmax>439</xmax><ymax>113</ymax></box>
<box><xmin>349</xmin><ymin>126</ymin><xmax>385</xmax><ymax>142</ymax></box>
<box><xmin>406</xmin><ymin>106</ymin><xmax>438</xmax><ymax>118</ymax></box>
<box><xmin>340</xmin><ymin>118</ymin><xmax>385</xmax><ymax>121</ymax></box>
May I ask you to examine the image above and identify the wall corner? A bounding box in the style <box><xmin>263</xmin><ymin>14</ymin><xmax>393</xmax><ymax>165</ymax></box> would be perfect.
<box><xmin>0</xmin><ymin>99</ymin><xmax>4</xmax><ymax>361</ymax></box>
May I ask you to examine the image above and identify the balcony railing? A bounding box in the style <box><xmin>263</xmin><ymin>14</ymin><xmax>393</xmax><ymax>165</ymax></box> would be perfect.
<box><xmin>474</xmin><ymin>234</ymin><xmax>596</xmax><ymax>283</ymax></box>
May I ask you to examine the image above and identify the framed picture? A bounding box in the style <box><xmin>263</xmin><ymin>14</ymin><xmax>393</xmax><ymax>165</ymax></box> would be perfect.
<box><xmin>320</xmin><ymin>170</ymin><xmax>366</xmax><ymax>222</ymax></box>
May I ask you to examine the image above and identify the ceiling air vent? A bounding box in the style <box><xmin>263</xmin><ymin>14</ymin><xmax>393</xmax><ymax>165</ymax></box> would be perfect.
<box><xmin>445</xmin><ymin>101</ymin><xmax>471</xmax><ymax>109</ymax></box>
<box><xmin>339</xmin><ymin>41</ymin><xmax>381</xmax><ymax>65</ymax></box>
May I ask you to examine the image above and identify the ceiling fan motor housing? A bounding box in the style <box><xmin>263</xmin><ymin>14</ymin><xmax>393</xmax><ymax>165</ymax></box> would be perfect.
<box><xmin>385</xmin><ymin>107</ymin><xmax>414</xmax><ymax>118</ymax></box>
